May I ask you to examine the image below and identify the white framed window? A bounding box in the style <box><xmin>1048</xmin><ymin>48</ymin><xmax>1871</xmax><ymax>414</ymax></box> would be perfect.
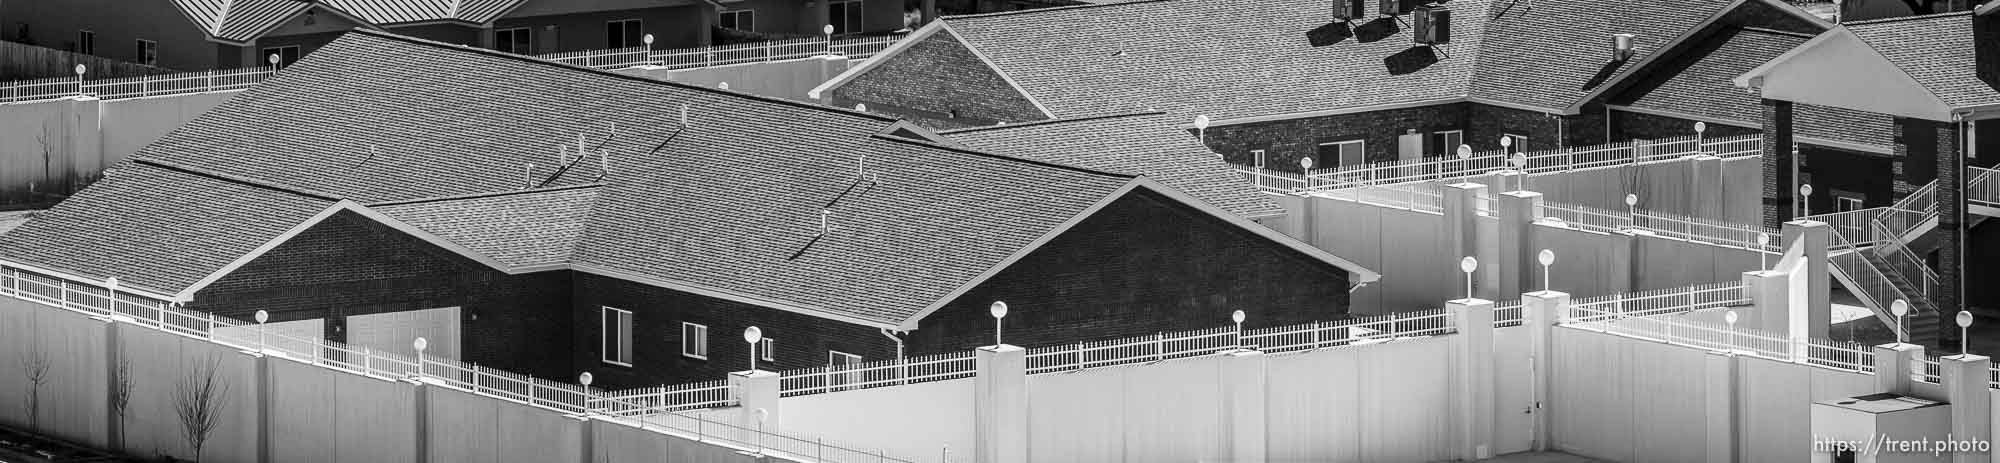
<box><xmin>758</xmin><ymin>338</ymin><xmax>775</xmax><ymax>362</ymax></box>
<box><xmin>77</xmin><ymin>30</ymin><xmax>95</xmax><ymax>55</ymax></box>
<box><xmin>681</xmin><ymin>322</ymin><xmax>709</xmax><ymax>359</ymax></box>
<box><xmin>1836</xmin><ymin>195</ymin><xmax>1864</xmax><ymax>212</ymax></box>
<box><xmin>1251</xmin><ymin>149</ymin><xmax>1267</xmax><ymax>168</ymax></box>
<box><xmin>135</xmin><ymin>39</ymin><xmax>157</xmax><ymax>65</ymax></box>
<box><xmin>1429</xmin><ymin>130</ymin><xmax>1463</xmax><ymax>157</ymax></box>
<box><xmin>495</xmin><ymin>27</ymin><xmax>532</xmax><ymax>54</ymax></box>
<box><xmin>601</xmin><ymin>307</ymin><xmax>633</xmax><ymax>366</ymax></box>
<box><xmin>1317</xmin><ymin>139</ymin><xmax>1366</xmax><ymax>167</ymax></box>
<box><xmin>262</xmin><ymin>46</ymin><xmax>300</xmax><ymax>69</ymax></box>
<box><xmin>828</xmin><ymin>350</ymin><xmax>861</xmax><ymax>367</ymax></box>
<box><xmin>1503</xmin><ymin>133</ymin><xmax>1529</xmax><ymax>152</ymax></box>
<box><xmin>607</xmin><ymin>19</ymin><xmax>644</xmax><ymax>48</ymax></box>
<box><xmin>720</xmin><ymin>10</ymin><xmax>755</xmax><ymax>32</ymax></box>
<box><xmin>829</xmin><ymin>0</ymin><xmax>864</xmax><ymax>35</ymax></box>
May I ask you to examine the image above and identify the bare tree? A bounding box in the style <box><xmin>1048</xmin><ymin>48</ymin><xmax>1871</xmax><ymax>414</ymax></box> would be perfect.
<box><xmin>18</xmin><ymin>341</ymin><xmax>50</xmax><ymax>429</ymax></box>
<box><xmin>172</xmin><ymin>356</ymin><xmax>230</xmax><ymax>462</ymax></box>
<box><xmin>36</xmin><ymin>122</ymin><xmax>53</xmax><ymax>195</ymax></box>
<box><xmin>110</xmin><ymin>357</ymin><xmax>133</xmax><ymax>448</ymax></box>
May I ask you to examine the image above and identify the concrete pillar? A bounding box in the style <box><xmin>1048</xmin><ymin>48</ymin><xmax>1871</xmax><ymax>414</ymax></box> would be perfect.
<box><xmin>1522</xmin><ymin>291</ymin><xmax>1568</xmax><ymax>452</ymax></box>
<box><xmin>974</xmin><ymin>345</ymin><xmax>1026</xmax><ymax>463</ymax></box>
<box><xmin>63</xmin><ymin>95</ymin><xmax>103</xmax><ymax>190</ymax></box>
<box><xmin>729</xmin><ymin>370</ymin><xmax>781</xmax><ymax>429</ymax></box>
<box><xmin>1497</xmin><ymin>191</ymin><xmax>1544</xmax><ymax>298</ymax></box>
<box><xmin>477</xmin><ymin>26</ymin><xmax>495</xmax><ymax>49</ymax></box>
<box><xmin>1782</xmin><ymin>220</ymin><xmax>1831</xmax><ymax>338</ymax></box>
<box><xmin>254</xmin><ymin>351</ymin><xmax>271</xmax><ymax>463</ymax></box>
<box><xmin>1874</xmin><ymin>343</ymin><xmax>1924</xmax><ymax>396</ymax></box>
<box><xmin>1940</xmin><ymin>354</ymin><xmax>1991</xmax><ymax>463</ymax></box>
<box><xmin>1761</xmin><ymin>99</ymin><xmax>1796</xmax><ymax>229</ymax></box>
<box><xmin>1451</xmin><ymin>298</ymin><xmax>1496</xmax><ymax>460</ymax></box>
<box><xmin>1938</xmin><ymin>121</ymin><xmax>1966</xmax><ymax>318</ymax></box>
<box><xmin>1218</xmin><ymin>349</ymin><xmax>1267</xmax><ymax>463</ymax></box>
<box><xmin>1611</xmin><ymin>229</ymin><xmax>1639</xmax><ymax>295</ymax></box>
<box><xmin>577</xmin><ymin>416</ymin><xmax>594</xmax><ymax>463</ymax></box>
<box><xmin>1742</xmin><ymin>270</ymin><xmax>1789</xmax><ymax>337</ymax></box>
<box><xmin>1444</xmin><ymin>183</ymin><xmax>1488</xmax><ymax>299</ymax></box>
<box><xmin>1691</xmin><ymin>155</ymin><xmax>1724</xmax><ymax>219</ymax></box>
<box><xmin>1483</xmin><ymin>169</ymin><xmax>1527</xmax><ymax>195</ymax></box>
<box><xmin>98</xmin><ymin>316</ymin><xmax>122</xmax><ymax>451</ymax></box>
<box><xmin>1705</xmin><ymin>351</ymin><xmax>1742</xmax><ymax>463</ymax></box>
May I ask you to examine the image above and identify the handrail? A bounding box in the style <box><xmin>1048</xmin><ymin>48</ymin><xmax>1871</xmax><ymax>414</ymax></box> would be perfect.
<box><xmin>1870</xmin><ymin>218</ymin><xmax>1937</xmax><ymax>298</ymax></box>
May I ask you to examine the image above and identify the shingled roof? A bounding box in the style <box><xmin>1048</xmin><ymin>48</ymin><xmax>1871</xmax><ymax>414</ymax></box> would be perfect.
<box><xmin>1735</xmin><ymin>11</ymin><xmax>2000</xmax><ymax>122</ymax></box>
<box><xmin>941</xmin><ymin>112</ymin><xmax>1286</xmax><ymax>219</ymax></box>
<box><xmin>172</xmin><ymin>0</ymin><xmax>532</xmax><ymax>43</ymax></box>
<box><xmin>0</xmin><ymin>30</ymin><xmax>1373</xmax><ymax>328</ymax></box>
<box><xmin>1610</xmin><ymin>27</ymin><xmax>1892</xmax><ymax>150</ymax></box>
<box><xmin>1842</xmin><ymin>12</ymin><xmax>2000</xmax><ymax>111</ymax></box>
<box><xmin>816</xmin><ymin>0</ymin><xmax>1825</xmax><ymax>123</ymax></box>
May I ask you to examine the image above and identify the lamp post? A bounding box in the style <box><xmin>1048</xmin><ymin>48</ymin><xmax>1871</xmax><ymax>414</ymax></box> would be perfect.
<box><xmin>824</xmin><ymin>24</ymin><xmax>835</xmax><ymax>54</ymax></box>
<box><xmin>743</xmin><ymin>326</ymin><xmax>763</xmax><ymax>372</ymax></box>
<box><xmin>1799</xmin><ymin>183</ymin><xmax>1814</xmax><ymax>218</ymax></box>
<box><xmin>104</xmin><ymin>276</ymin><xmax>118</xmax><ymax>315</ymax></box>
<box><xmin>255</xmin><ymin>310</ymin><xmax>269</xmax><ymax>351</ymax></box>
<box><xmin>1694</xmin><ymin>121</ymin><xmax>1707</xmax><ymax>148</ymax></box>
<box><xmin>413</xmin><ymin>337</ymin><xmax>429</xmax><ymax>378</ymax></box>
<box><xmin>1755</xmin><ymin>233</ymin><xmax>1771</xmax><ymax>270</ymax></box>
<box><xmin>1509</xmin><ymin>153</ymin><xmax>1529</xmax><ymax>192</ymax></box>
<box><xmin>1891</xmin><ymin>299</ymin><xmax>1910</xmax><ymax>345</ymax></box>
<box><xmin>1460</xmin><ymin>256</ymin><xmax>1478</xmax><ymax>300</ymax></box>
<box><xmin>1624</xmin><ymin>193</ymin><xmax>1639</xmax><ymax>228</ymax></box>
<box><xmin>1725</xmin><ymin>310</ymin><xmax>1739</xmax><ymax>350</ymax></box>
<box><xmin>1193</xmin><ymin>115</ymin><xmax>1210</xmax><ymax>146</ymax></box>
<box><xmin>1455</xmin><ymin>144</ymin><xmax>1473</xmax><ymax>184</ymax></box>
<box><xmin>1538</xmin><ymin>249</ymin><xmax>1555</xmax><ymax>293</ymax></box>
<box><xmin>989</xmin><ymin>301</ymin><xmax>1008</xmax><ymax>347</ymax></box>
<box><xmin>1300</xmin><ymin>157</ymin><xmax>1315</xmax><ymax>192</ymax></box>
<box><xmin>73</xmin><ymin>64</ymin><xmax>86</xmax><ymax>97</ymax></box>
<box><xmin>1955</xmin><ymin>311</ymin><xmax>1973</xmax><ymax>356</ymax></box>
<box><xmin>268</xmin><ymin>53</ymin><xmax>281</xmax><ymax>74</ymax></box>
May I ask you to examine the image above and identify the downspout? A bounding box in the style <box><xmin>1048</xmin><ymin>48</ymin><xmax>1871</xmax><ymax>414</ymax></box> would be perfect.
<box><xmin>879</xmin><ymin>328</ymin><xmax>907</xmax><ymax>384</ymax></box>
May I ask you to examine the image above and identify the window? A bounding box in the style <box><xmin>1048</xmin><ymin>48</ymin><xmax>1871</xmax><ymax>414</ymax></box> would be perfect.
<box><xmin>758</xmin><ymin>338</ymin><xmax>775</xmax><ymax>362</ymax></box>
<box><xmin>1316</xmin><ymin>139</ymin><xmax>1366</xmax><ymax>168</ymax></box>
<box><xmin>1251</xmin><ymin>149</ymin><xmax>1267</xmax><ymax>169</ymax></box>
<box><xmin>76</xmin><ymin>30</ymin><xmax>94</xmax><ymax>55</ymax></box>
<box><xmin>1502</xmin><ymin>133</ymin><xmax>1529</xmax><ymax>152</ymax></box>
<box><xmin>1429</xmin><ymin>130</ymin><xmax>1463</xmax><ymax>157</ymax></box>
<box><xmin>829</xmin><ymin>350</ymin><xmax>861</xmax><ymax>366</ymax></box>
<box><xmin>135</xmin><ymin>39</ymin><xmax>157</xmax><ymax>66</ymax></box>
<box><xmin>495</xmin><ymin>27</ymin><xmax>532</xmax><ymax>54</ymax></box>
<box><xmin>1836</xmin><ymin>195</ymin><xmax>1864</xmax><ymax>212</ymax></box>
<box><xmin>828</xmin><ymin>350</ymin><xmax>863</xmax><ymax>390</ymax></box>
<box><xmin>681</xmin><ymin>322</ymin><xmax>709</xmax><ymax>359</ymax></box>
<box><xmin>607</xmin><ymin>19</ymin><xmax>643</xmax><ymax>48</ymax></box>
<box><xmin>601</xmin><ymin>307</ymin><xmax>632</xmax><ymax>366</ymax></box>
<box><xmin>829</xmin><ymin>0</ymin><xmax>864</xmax><ymax>35</ymax></box>
<box><xmin>720</xmin><ymin>10</ymin><xmax>755</xmax><ymax>32</ymax></box>
<box><xmin>262</xmin><ymin>46</ymin><xmax>300</xmax><ymax>69</ymax></box>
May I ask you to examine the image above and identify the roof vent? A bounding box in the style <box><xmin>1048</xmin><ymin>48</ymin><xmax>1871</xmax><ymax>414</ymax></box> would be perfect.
<box><xmin>602</xmin><ymin>150</ymin><xmax>612</xmax><ymax>174</ymax></box>
<box><xmin>680</xmin><ymin>104</ymin><xmax>691</xmax><ymax>128</ymax></box>
<box><xmin>818</xmin><ymin>209</ymin><xmax>831</xmax><ymax>236</ymax></box>
<box><xmin>523</xmin><ymin>163</ymin><xmax>535</xmax><ymax>189</ymax></box>
<box><xmin>1611</xmin><ymin>33</ymin><xmax>1637</xmax><ymax>62</ymax></box>
<box><xmin>1379</xmin><ymin>0</ymin><xmax>1416</xmax><ymax>16</ymax></box>
<box><xmin>1333</xmin><ymin>0</ymin><xmax>1364</xmax><ymax>21</ymax></box>
<box><xmin>1414</xmin><ymin>4</ymin><xmax>1450</xmax><ymax>44</ymax></box>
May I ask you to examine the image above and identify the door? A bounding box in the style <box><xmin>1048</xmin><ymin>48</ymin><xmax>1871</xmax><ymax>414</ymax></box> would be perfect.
<box><xmin>346</xmin><ymin>307</ymin><xmax>462</xmax><ymax>362</ymax></box>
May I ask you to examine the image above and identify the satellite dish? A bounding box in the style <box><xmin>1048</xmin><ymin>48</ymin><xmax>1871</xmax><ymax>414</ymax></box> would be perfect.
<box><xmin>1231</xmin><ymin>310</ymin><xmax>1246</xmax><ymax>324</ymax></box>
<box><xmin>1459</xmin><ymin>256</ymin><xmax>1478</xmax><ymax>274</ymax></box>
<box><xmin>1891</xmin><ymin>299</ymin><xmax>1909</xmax><ymax>317</ymax></box>
<box><xmin>255</xmin><ymin>310</ymin><xmax>269</xmax><ymax>324</ymax></box>
<box><xmin>743</xmin><ymin>326</ymin><xmax>763</xmax><ymax>344</ymax></box>
<box><xmin>989</xmin><ymin>301</ymin><xmax>1009</xmax><ymax>319</ymax></box>
<box><xmin>1957</xmin><ymin>311</ymin><xmax>1974</xmax><ymax>328</ymax></box>
<box><xmin>1193</xmin><ymin>115</ymin><xmax>1211</xmax><ymax>130</ymax></box>
<box><xmin>1455</xmin><ymin>144</ymin><xmax>1472</xmax><ymax>160</ymax></box>
<box><xmin>1538</xmin><ymin>249</ymin><xmax>1555</xmax><ymax>267</ymax></box>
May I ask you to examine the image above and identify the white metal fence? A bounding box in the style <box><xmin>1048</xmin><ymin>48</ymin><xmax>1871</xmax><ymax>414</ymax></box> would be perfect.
<box><xmin>778</xmin><ymin>351</ymin><xmax>977</xmax><ymax>397</ymax></box>
<box><xmin>0</xmin><ymin>34</ymin><xmax>904</xmax><ymax>105</ymax></box>
<box><xmin>0</xmin><ymin>265</ymin><xmax>940</xmax><ymax>463</ymax></box>
<box><xmin>1235</xmin><ymin>134</ymin><xmax>1762</xmax><ymax>194</ymax></box>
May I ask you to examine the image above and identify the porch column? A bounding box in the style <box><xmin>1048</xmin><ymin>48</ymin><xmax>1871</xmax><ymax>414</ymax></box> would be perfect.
<box><xmin>1938</xmin><ymin>120</ymin><xmax>1966</xmax><ymax>319</ymax></box>
<box><xmin>1760</xmin><ymin>99</ymin><xmax>1796</xmax><ymax>229</ymax></box>
<box><xmin>1780</xmin><ymin>220</ymin><xmax>1830</xmax><ymax>339</ymax></box>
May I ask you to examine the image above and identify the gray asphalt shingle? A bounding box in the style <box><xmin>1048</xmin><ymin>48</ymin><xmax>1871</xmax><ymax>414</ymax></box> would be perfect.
<box><xmin>942</xmin><ymin>112</ymin><xmax>1286</xmax><ymax>218</ymax></box>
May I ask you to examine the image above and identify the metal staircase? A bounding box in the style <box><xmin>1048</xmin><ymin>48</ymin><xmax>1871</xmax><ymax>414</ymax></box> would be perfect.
<box><xmin>1815</xmin><ymin>166</ymin><xmax>2000</xmax><ymax>348</ymax></box>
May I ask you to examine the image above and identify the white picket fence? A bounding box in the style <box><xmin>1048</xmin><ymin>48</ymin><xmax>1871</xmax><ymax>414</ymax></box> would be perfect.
<box><xmin>1236</xmin><ymin>134</ymin><xmax>1762</xmax><ymax>194</ymax></box>
<box><xmin>0</xmin><ymin>34</ymin><xmax>904</xmax><ymax>104</ymax></box>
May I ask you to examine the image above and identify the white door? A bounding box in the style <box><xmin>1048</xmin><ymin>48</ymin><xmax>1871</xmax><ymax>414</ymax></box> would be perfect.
<box><xmin>347</xmin><ymin>307</ymin><xmax>461</xmax><ymax>361</ymax></box>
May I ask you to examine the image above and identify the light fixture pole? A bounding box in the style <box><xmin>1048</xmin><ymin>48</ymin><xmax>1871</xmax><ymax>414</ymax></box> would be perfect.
<box><xmin>1538</xmin><ymin>249</ymin><xmax>1555</xmax><ymax>293</ymax></box>
<box><xmin>1725</xmin><ymin>310</ymin><xmax>1739</xmax><ymax>350</ymax></box>
<box><xmin>989</xmin><ymin>301</ymin><xmax>1008</xmax><ymax>347</ymax></box>
<box><xmin>1460</xmin><ymin>256</ymin><xmax>1478</xmax><ymax>300</ymax></box>
<box><xmin>1955</xmin><ymin>311</ymin><xmax>1973</xmax><ymax>356</ymax></box>
<box><xmin>413</xmin><ymin>337</ymin><xmax>429</xmax><ymax>378</ymax></box>
<box><xmin>1231</xmin><ymin>310</ymin><xmax>1246</xmax><ymax>348</ymax></box>
<box><xmin>743</xmin><ymin>326</ymin><xmax>763</xmax><ymax>372</ymax></box>
<box><xmin>1891</xmin><ymin>299</ymin><xmax>1909</xmax><ymax>345</ymax></box>
<box><xmin>255</xmin><ymin>310</ymin><xmax>269</xmax><ymax>351</ymax></box>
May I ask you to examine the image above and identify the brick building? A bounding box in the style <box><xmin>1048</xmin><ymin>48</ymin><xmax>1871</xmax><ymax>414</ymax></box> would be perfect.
<box><xmin>0</xmin><ymin>31</ymin><xmax>1376</xmax><ymax>387</ymax></box>
<box><xmin>0</xmin><ymin>0</ymin><xmax>913</xmax><ymax>72</ymax></box>
<box><xmin>809</xmin><ymin>0</ymin><xmax>1829</xmax><ymax>172</ymax></box>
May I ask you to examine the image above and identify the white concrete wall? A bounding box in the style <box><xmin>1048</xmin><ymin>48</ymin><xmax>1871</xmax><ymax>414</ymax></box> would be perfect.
<box><xmin>617</xmin><ymin>56</ymin><xmax>851</xmax><ymax>103</ymax></box>
<box><xmin>267</xmin><ymin>356</ymin><xmax>419</xmax><ymax>463</ymax></box>
<box><xmin>0</xmin><ymin>91</ymin><xmax>236</xmax><ymax>203</ymax></box>
<box><xmin>0</xmin><ymin>296</ymin><xmax>110</xmax><ymax>446</ymax></box>
<box><xmin>1265</xmin><ymin>336</ymin><xmax>1458</xmax><ymax>462</ymax></box>
<box><xmin>779</xmin><ymin>377</ymin><xmax>972</xmax><ymax>460</ymax></box>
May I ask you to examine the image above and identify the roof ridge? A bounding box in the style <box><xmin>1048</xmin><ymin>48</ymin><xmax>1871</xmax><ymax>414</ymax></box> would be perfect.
<box><xmin>1734</xmin><ymin>25</ymin><xmax>1816</xmax><ymax>38</ymax></box>
<box><xmin>341</xmin><ymin>29</ymin><xmax>904</xmax><ymax>125</ymax></box>
<box><xmin>1843</xmin><ymin>10</ymin><xmax>1973</xmax><ymax>25</ymax></box>
<box><xmin>869</xmin><ymin>132</ymin><xmax>1140</xmax><ymax>179</ymax></box>
<box><xmin>934</xmin><ymin>111</ymin><xmax>1169</xmax><ymax>134</ymax></box>
<box><xmin>132</xmin><ymin>159</ymin><xmax>345</xmax><ymax>201</ymax></box>
<box><xmin>366</xmin><ymin>183</ymin><xmax>604</xmax><ymax>207</ymax></box>
<box><xmin>941</xmin><ymin>0</ymin><xmax>1179</xmax><ymax>20</ymax></box>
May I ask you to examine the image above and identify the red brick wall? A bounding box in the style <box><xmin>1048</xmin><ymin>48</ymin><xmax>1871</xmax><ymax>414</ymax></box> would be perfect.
<box><xmin>827</xmin><ymin>31</ymin><xmax>1048</xmax><ymax>129</ymax></box>
<box><xmin>570</xmin><ymin>189</ymin><xmax>1352</xmax><ymax>387</ymax></box>
<box><xmin>188</xmin><ymin>211</ymin><xmax>576</xmax><ymax>380</ymax></box>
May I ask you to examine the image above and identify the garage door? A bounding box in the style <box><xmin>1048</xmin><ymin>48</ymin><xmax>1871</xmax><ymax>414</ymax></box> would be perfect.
<box><xmin>346</xmin><ymin>307</ymin><xmax>461</xmax><ymax>361</ymax></box>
